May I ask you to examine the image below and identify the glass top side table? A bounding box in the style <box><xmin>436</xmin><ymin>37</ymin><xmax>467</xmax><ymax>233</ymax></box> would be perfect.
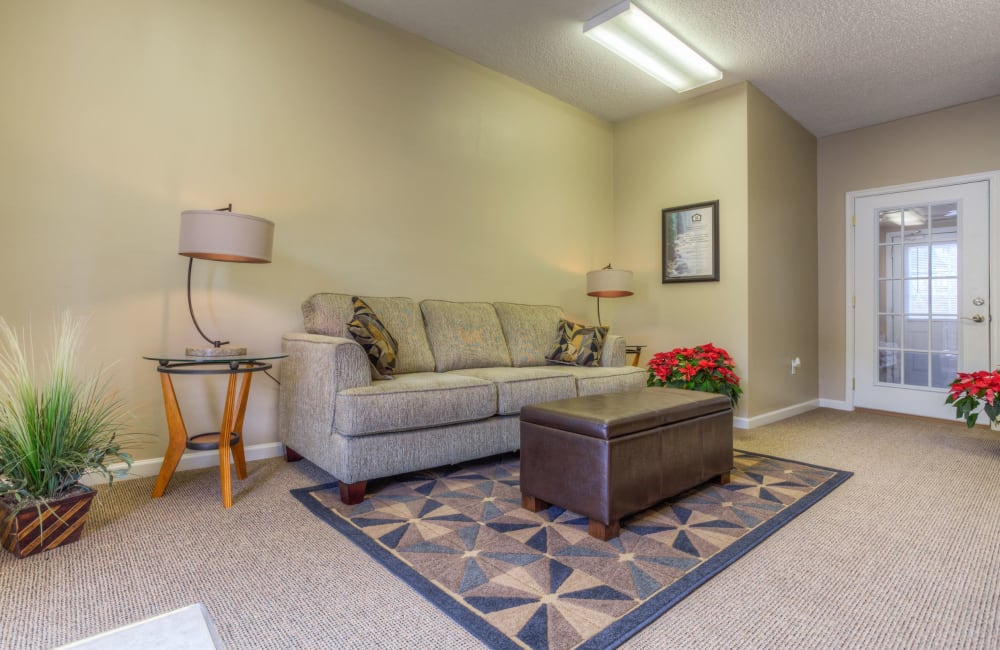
<box><xmin>143</xmin><ymin>352</ymin><xmax>287</xmax><ymax>508</ymax></box>
<box><xmin>625</xmin><ymin>345</ymin><xmax>646</xmax><ymax>367</ymax></box>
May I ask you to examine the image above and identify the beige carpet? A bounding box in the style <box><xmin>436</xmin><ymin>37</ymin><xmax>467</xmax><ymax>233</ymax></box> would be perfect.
<box><xmin>1</xmin><ymin>409</ymin><xmax>998</xmax><ymax>649</ymax></box>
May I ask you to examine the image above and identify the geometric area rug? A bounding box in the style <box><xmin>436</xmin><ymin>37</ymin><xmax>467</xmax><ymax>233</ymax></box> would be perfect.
<box><xmin>292</xmin><ymin>450</ymin><xmax>852</xmax><ymax>650</ymax></box>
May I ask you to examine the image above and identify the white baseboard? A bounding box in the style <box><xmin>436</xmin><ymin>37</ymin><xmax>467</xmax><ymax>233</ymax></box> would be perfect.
<box><xmin>818</xmin><ymin>398</ymin><xmax>853</xmax><ymax>411</ymax></box>
<box><xmin>80</xmin><ymin>442</ymin><xmax>286</xmax><ymax>486</ymax></box>
<box><xmin>735</xmin><ymin>399</ymin><xmax>822</xmax><ymax>430</ymax></box>
<box><xmin>80</xmin><ymin>399</ymin><xmax>850</xmax><ymax>483</ymax></box>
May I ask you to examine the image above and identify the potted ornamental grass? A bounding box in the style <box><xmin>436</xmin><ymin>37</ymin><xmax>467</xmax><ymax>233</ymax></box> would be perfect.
<box><xmin>0</xmin><ymin>312</ymin><xmax>132</xmax><ymax>557</ymax></box>
<box><xmin>946</xmin><ymin>370</ymin><xmax>1000</xmax><ymax>430</ymax></box>
<box><xmin>647</xmin><ymin>342</ymin><xmax>743</xmax><ymax>407</ymax></box>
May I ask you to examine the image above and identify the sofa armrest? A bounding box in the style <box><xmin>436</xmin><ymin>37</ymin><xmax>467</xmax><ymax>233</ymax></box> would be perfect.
<box><xmin>278</xmin><ymin>333</ymin><xmax>371</xmax><ymax>461</ymax></box>
<box><xmin>601</xmin><ymin>334</ymin><xmax>627</xmax><ymax>367</ymax></box>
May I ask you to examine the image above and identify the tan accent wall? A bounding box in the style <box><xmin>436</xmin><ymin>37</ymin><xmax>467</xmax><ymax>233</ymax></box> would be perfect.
<box><xmin>817</xmin><ymin>96</ymin><xmax>1000</xmax><ymax>403</ymax></box>
<box><xmin>0</xmin><ymin>0</ymin><xmax>614</xmax><ymax>460</ymax></box>
<box><xmin>612</xmin><ymin>84</ymin><xmax>751</xmax><ymax>416</ymax></box>
<box><xmin>747</xmin><ymin>85</ymin><xmax>818</xmax><ymax>414</ymax></box>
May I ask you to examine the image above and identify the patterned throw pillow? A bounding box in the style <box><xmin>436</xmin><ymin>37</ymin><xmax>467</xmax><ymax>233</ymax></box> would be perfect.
<box><xmin>545</xmin><ymin>319</ymin><xmax>609</xmax><ymax>367</ymax></box>
<box><xmin>347</xmin><ymin>297</ymin><xmax>398</xmax><ymax>380</ymax></box>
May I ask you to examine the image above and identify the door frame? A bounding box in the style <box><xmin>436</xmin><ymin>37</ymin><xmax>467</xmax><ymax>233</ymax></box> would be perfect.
<box><xmin>845</xmin><ymin>170</ymin><xmax>1000</xmax><ymax>412</ymax></box>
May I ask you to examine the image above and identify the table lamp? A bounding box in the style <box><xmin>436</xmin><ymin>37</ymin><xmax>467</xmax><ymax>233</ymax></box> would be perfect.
<box><xmin>178</xmin><ymin>204</ymin><xmax>274</xmax><ymax>356</ymax></box>
<box><xmin>586</xmin><ymin>264</ymin><xmax>633</xmax><ymax>327</ymax></box>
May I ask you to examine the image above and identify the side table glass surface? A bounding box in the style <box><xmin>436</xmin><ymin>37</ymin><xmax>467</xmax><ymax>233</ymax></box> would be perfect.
<box><xmin>143</xmin><ymin>352</ymin><xmax>287</xmax><ymax>364</ymax></box>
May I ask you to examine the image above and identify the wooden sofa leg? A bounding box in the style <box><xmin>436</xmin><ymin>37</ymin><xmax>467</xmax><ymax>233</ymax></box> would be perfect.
<box><xmin>284</xmin><ymin>446</ymin><xmax>303</xmax><ymax>462</ymax></box>
<box><xmin>339</xmin><ymin>480</ymin><xmax>367</xmax><ymax>505</ymax></box>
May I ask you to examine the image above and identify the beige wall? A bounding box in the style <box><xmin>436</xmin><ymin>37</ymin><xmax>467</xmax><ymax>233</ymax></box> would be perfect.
<box><xmin>612</xmin><ymin>83</ymin><xmax>819</xmax><ymax>420</ymax></box>
<box><xmin>612</xmin><ymin>84</ymin><xmax>751</xmax><ymax>416</ymax></box>
<box><xmin>747</xmin><ymin>85</ymin><xmax>818</xmax><ymax>414</ymax></box>
<box><xmin>0</xmin><ymin>0</ymin><xmax>614</xmax><ymax>461</ymax></box>
<box><xmin>817</xmin><ymin>96</ymin><xmax>1000</xmax><ymax>402</ymax></box>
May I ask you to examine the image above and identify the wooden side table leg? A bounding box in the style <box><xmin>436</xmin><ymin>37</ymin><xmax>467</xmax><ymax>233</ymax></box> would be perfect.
<box><xmin>152</xmin><ymin>374</ymin><xmax>188</xmax><ymax>498</ymax></box>
<box><xmin>230</xmin><ymin>370</ymin><xmax>252</xmax><ymax>481</ymax></box>
<box><xmin>218</xmin><ymin>372</ymin><xmax>239</xmax><ymax>509</ymax></box>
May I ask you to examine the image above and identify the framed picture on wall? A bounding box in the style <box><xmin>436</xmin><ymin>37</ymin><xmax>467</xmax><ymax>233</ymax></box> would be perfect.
<box><xmin>662</xmin><ymin>200</ymin><xmax>720</xmax><ymax>283</ymax></box>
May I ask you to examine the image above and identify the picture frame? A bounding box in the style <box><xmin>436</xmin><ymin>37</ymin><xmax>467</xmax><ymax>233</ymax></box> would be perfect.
<box><xmin>662</xmin><ymin>200</ymin><xmax>720</xmax><ymax>283</ymax></box>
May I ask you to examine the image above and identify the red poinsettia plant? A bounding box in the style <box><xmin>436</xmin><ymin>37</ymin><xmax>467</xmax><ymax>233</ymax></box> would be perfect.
<box><xmin>946</xmin><ymin>370</ymin><xmax>1000</xmax><ymax>428</ymax></box>
<box><xmin>647</xmin><ymin>343</ymin><xmax>743</xmax><ymax>407</ymax></box>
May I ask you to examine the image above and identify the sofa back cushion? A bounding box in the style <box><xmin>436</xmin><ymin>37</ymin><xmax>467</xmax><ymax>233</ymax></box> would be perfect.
<box><xmin>493</xmin><ymin>302</ymin><xmax>566</xmax><ymax>367</ymax></box>
<box><xmin>420</xmin><ymin>300</ymin><xmax>512</xmax><ymax>372</ymax></box>
<box><xmin>302</xmin><ymin>293</ymin><xmax>435</xmax><ymax>374</ymax></box>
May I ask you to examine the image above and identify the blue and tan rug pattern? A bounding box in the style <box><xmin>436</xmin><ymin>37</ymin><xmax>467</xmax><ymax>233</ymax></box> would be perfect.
<box><xmin>293</xmin><ymin>450</ymin><xmax>851</xmax><ymax>650</ymax></box>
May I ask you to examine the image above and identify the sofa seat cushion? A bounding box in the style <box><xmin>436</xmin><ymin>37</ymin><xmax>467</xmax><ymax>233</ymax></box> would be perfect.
<box><xmin>493</xmin><ymin>302</ymin><xmax>565</xmax><ymax>367</ymax></box>
<box><xmin>421</xmin><ymin>300</ymin><xmax>513</xmax><ymax>372</ymax></box>
<box><xmin>303</xmin><ymin>293</ymin><xmax>435</xmax><ymax>374</ymax></box>
<box><xmin>335</xmin><ymin>372</ymin><xmax>496</xmax><ymax>436</ymax></box>
<box><xmin>448</xmin><ymin>367</ymin><xmax>577</xmax><ymax>416</ymax></box>
<box><xmin>557</xmin><ymin>365</ymin><xmax>647</xmax><ymax>396</ymax></box>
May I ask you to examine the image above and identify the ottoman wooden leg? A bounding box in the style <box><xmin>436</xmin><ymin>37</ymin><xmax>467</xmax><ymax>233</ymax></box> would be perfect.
<box><xmin>719</xmin><ymin>471</ymin><xmax>731</xmax><ymax>485</ymax></box>
<box><xmin>522</xmin><ymin>495</ymin><xmax>550</xmax><ymax>512</ymax></box>
<box><xmin>589</xmin><ymin>519</ymin><xmax>620</xmax><ymax>541</ymax></box>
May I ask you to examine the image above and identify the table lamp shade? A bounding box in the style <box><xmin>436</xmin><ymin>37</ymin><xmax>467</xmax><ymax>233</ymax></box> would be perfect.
<box><xmin>179</xmin><ymin>210</ymin><xmax>274</xmax><ymax>263</ymax></box>
<box><xmin>587</xmin><ymin>267</ymin><xmax>633</xmax><ymax>297</ymax></box>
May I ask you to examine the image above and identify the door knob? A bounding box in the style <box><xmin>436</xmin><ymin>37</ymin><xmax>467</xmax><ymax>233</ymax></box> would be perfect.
<box><xmin>962</xmin><ymin>314</ymin><xmax>986</xmax><ymax>323</ymax></box>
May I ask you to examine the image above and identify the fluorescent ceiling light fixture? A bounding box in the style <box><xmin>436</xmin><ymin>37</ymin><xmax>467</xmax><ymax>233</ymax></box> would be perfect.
<box><xmin>584</xmin><ymin>1</ymin><xmax>722</xmax><ymax>92</ymax></box>
<box><xmin>879</xmin><ymin>208</ymin><xmax>928</xmax><ymax>227</ymax></box>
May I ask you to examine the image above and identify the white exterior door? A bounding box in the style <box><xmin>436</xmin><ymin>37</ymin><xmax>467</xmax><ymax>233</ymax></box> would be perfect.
<box><xmin>853</xmin><ymin>179</ymin><xmax>990</xmax><ymax>419</ymax></box>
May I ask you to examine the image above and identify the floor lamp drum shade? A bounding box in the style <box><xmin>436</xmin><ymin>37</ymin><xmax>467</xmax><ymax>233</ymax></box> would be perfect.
<box><xmin>178</xmin><ymin>208</ymin><xmax>275</xmax><ymax>357</ymax></box>
<box><xmin>587</xmin><ymin>268</ymin><xmax>634</xmax><ymax>298</ymax></box>
<box><xmin>179</xmin><ymin>210</ymin><xmax>274</xmax><ymax>263</ymax></box>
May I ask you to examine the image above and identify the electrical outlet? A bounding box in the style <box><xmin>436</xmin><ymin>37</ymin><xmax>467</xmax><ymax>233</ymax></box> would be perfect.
<box><xmin>791</xmin><ymin>357</ymin><xmax>801</xmax><ymax>375</ymax></box>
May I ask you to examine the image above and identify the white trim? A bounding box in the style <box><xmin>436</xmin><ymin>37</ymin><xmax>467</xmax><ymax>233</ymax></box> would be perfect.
<box><xmin>844</xmin><ymin>170</ymin><xmax>1000</xmax><ymax>411</ymax></box>
<box><xmin>845</xmin><ymin>187</ymin><xmax>856</xmax><ymax>410</ymax></box>
<box><xmin>80</xmin><ymin>442</ymin><xmax>286</xmax><ymax>486</ymax></box>
<box><xmin>818</xmin><ymin>398</ymin><xmax>853</xmax><ymax>411</ymax></box>
<box><xmin>736</xmin><ymin>400</ymin><xmax>820</xmax><ymax>430</ymax></box>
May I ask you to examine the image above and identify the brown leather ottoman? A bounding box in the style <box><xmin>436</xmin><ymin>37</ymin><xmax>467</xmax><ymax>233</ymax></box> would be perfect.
<box><xmin>519</xmin><ymin>387</ymin><xmax>733</xmax><ymax>540</ymax></box>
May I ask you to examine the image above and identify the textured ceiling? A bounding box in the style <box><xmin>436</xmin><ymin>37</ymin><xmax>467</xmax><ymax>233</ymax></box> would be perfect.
<box><xmin>338</xmin><ymin>0</ymin><xmax>1000</xmax><ymax>136</ymax></box>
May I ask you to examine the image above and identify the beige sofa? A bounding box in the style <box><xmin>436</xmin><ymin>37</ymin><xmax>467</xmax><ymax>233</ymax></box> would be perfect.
<box><xmin>278</xmin><ymin>293</ymin><xmax>646</xmax><ymax>503</ymax></box>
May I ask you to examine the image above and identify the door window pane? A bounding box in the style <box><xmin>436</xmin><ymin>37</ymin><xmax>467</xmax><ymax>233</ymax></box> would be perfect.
<box><xmin>932</xmin><ymin>279</ymin><xmax>958</xmax><ymax>315</ymax></box>
<box><xmin>930</xmin><ymin>202</ymin><xmax>958</xmax><ymax>236</ymax></box>
<box><xmin>931</xmin><ymin>319</ymin><xmax>958</xmax><ymax>352</ymax></box>
<box><xmin>879</xmin><ymin>280</ymin><xmax>902</xmax><ymax>314</ymax></box>
<box><xmin>931</xmin><ymin>353</ymin><xmax>958</xmax><ymax>389</ymax></box>
<box><xmin>903</xmin><ymin>317</ymin><xmax>928</xmax><ymax>349</ymax></box>
<box><xmin>879</xmin><ymin>210</ymin><xmax>901</xmax><ymax>243</ymax></box>
<box><xmin>905</xmin><ymin>244</ymin><xmax>929</xmax><ymax>277</ymax></box>
<box><xmin>904</xmin><ymin>279</ymin><xmax>929</xmax><ymax>314</ymax></box>
<box><xmin>879</xmin><ymin>315</ymin><xmax>901</xmax><ymax>347</ymax></box>
<box><xmin>930</xmin><ymin>243</ymin><xmax>957</xmax><ymax>276</ymax></box>
<box><xmin>879</xmin><ymin>244</ymin><xmax>901</xmax><ymax>279</ymax></box>
<box><xmin>903</xmin><ymin>351</ymin><xmax>929</xmax><ymax>386</ymax></box>
<box><xmin>879</xmin><ymin>349</ymin><xmax>901</xmax><ymax>384</ymax></box>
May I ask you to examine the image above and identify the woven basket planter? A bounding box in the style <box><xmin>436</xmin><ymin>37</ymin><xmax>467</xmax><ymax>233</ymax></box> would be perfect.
<box><xmin>0</xmin><ymin>485</ymin><xmax>96</xmax><ymax>558</ymax></box>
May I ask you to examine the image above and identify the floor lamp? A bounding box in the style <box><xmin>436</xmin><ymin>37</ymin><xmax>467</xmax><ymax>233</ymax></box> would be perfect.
<box><xmin>178</xmin><ymin>204</ymin><xmax>274</xmax><ymax>356</ymax></box>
